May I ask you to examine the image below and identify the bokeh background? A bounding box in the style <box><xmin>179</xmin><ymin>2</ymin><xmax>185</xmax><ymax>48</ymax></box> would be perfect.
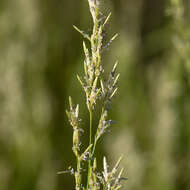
<box><xmin>0</xmin><ymin>0</ymin><xmax>190</xmax><ymax>189</ymax></box>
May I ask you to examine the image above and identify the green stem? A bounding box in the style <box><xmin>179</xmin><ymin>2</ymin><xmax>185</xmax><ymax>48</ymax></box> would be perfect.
<box><xmin>76</xmin><ymin>157</ymin><xmax>81</xmax><ymax>190</ymax></box>
<box><xmin>89</xmin><ymin>108</ymin><xmax>93</xmax><ymax>146</ymax></box>
<box><xmin>92</xmin><ymin>138</ymin><xmax>97</xmax><ymax>157</ymax></box>
<box><xmin>91</xmin><ymin>106</ymin><xmax>105</xmax><ymax>157</ymax></box>
<box><xmin>87</xmin><ymin>107</ymin><xmax>93</xmax><ymax>189</ymax></box>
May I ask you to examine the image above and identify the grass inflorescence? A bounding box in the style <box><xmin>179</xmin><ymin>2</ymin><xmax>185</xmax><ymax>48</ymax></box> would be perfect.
<box><xmin>62</xmin><ymin>0</ymin><xmax>126</xmax><ymax>189</ymax></box>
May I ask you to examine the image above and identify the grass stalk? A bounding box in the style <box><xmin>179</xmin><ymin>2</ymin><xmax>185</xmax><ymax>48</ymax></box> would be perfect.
<box><xmin>87</xmin><ymin>106</ymin><xmax>93</xmax><ymax>190</ymax></box>
<box><xmin>64</xmin><ymin>1</ymin><xmax>126</xmax><ymax>189</ymax></box>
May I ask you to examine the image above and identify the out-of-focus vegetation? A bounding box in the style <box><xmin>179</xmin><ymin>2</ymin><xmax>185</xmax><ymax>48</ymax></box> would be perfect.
<box><xmin>0</xmin><ymin>0</ymin><xmax>190</xmax><ymax>190</ymax></box>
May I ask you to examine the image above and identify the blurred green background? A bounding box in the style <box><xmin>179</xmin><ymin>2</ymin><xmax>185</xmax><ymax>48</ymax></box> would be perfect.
<box><xmin>0</xmin><ymin>0</ymin><xmax>190</xmax><ymax>189</ymax></box>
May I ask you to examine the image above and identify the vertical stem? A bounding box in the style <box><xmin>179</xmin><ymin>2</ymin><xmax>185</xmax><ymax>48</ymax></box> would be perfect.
<box><xmin>89</xmin><ymin>107</ymin><xmax>93</xmax><ymax>146</ymax></box>
<box><xmin>87</xmin><ymin>107</ymin><xmax>93</xmax><ymax>189</ymax></box>
<box><xmin>76</xmin><ymin>157</ymin><xmax>81</xmax><ymax>190</ymax></box>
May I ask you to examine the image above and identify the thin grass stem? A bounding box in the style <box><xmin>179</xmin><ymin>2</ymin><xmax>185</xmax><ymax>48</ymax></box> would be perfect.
<box><xmin>87</xmin><ymin>107</ymin><xmax>93</xmax><ymax>189</ymax></box>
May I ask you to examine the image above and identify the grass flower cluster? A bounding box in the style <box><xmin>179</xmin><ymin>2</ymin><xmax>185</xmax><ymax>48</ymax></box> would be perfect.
<box><xmin>62</xmin><ymin>0</ymin><xmax>126</xmax><ymax>189</ymax></box>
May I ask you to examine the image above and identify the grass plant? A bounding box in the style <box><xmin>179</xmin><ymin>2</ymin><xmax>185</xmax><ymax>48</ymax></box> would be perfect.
<box><xmin>61</xmin><ymin>1</ymin><xmax>126</xmax><ymax>189</ymax></box>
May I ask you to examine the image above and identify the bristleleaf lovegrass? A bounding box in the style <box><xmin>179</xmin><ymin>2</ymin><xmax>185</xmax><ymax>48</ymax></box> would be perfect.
<box><xmin>60</xmin><ymin>1</ymin><xmax>126</xmax><ymax>189</ymax></box>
